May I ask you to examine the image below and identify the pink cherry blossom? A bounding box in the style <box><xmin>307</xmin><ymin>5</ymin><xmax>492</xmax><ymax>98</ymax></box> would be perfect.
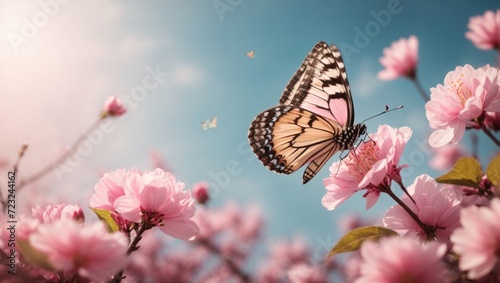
<box><xmin>29</xmin><ymin>220</ymin><xmax>128</xmax><ymax>282</ymax></box>
<box><xmin>429</xmin><ymin>144</ymin><xmax>466</xmax><ymax>171</ymax></box>
<box><xmin>444</xmin><ymin>181</ymin><xmax>491</xmax><ymax>208</ymax></box>
<box><xmin>287</xmin><ymin>263</ymin><xmax>328</xmax><ymax>283</ymax></box>
<box><xmin>112</xmin><ymin>168</ymin><xmax>199</xmax><ymax>240</ymax></box>
<box><xmin>383</xmin><ymin>174</ymin><xmax>462</xmax><ymax>243</ymax></box>
<box><xmin>89</xmin><ymin>168</ymin><xmax>199</xmax><ymax>240</ymax></box>
<box><xmin>89</xmin><ymin>168</ymin><xmax>132</xmax><ymax>211</ymax></box>
<box><xmin>17</xmin><ymin>216</ymin><xmax>40</xmax><ymax>242</ymax></box>
<box><xmin>378</xmin><ymin>35</ymin><xmax>419</xmax><ymax>80</ymax></box>
<box><xmin>124</xmin><ymin>231</ymin><xmax>208</xmax><ymax>283</ymax></box>
<box><xmin>102</xmin><ymin>96</ymin><xmax>126</xmax><ymax>117</ymax></box>
<box><xmin>235</xmin><ymin>204</ymin><xmax>263</xmax><ymax>241</ymax></box>
<box><xmin>194</xmin><ymin>203</ymin><xmax>263</xmax><ymax>272</ymax></box>
<box><xmin>269</xmin><ymin>237</ymin><xmax>310</xmax><ymax>268</ymax></box>
<box><xmin>191</xmin><ymin>202</ymin><xmax>263</xmax><ymax>280</ymax></box>
<box><xmin>193</xmin><ymin>202</ymin><xmax>261</xmax><ymax>241</ymax></box>
<box><xmin>256</xmin><ymin>237</ymin><xmax>311</xmax><ymax>283</ymax></box>
<box><xmin>151</xmin><ymin>246</ymin><xmax>207</xmax><ymax>282</ymax></box>
<box><xmin>192</xmin><ymin>207</ymin><xmax>224</xmax><ymax>239</ymax></box>
<box><xmin>343</xmin><ymin>253</ymin><xmax>363</xmax><ymax>283</ymax></box>
<box><xmin>451</xmin><ymin>198</ymin><xmax>500</xmax><ymax>279</ymax></box>
<box><xmin>323</xmin><ymin>125</ymin><xmax>412</xmax><ymax>210</ymax></box>
<box><xmin>355</xmin><ymin>237</ymin><xmax>448</xmax><ymax>283</ymax></box>
<box><xmin>32</xmin><ymin>203</ymin><xmax>84</xmax><ymax>223</ymax></box>
<box><xmin>192</xmin><ymin>181</ymin><xmax>210</xmax><ymax>204</ymax></box>
<box><xmin>460</xmin><ymin>191</ymin><xmax>491</xmax><ymax>208</ymax></box>
<box><xmin>256</xmin><ymin>261</ymin><xmax>284</xmax><ymax>283</ymax></box>
<box><xmin>199</xmin><ymin>266</ymin><xmax>233</xmax><ymax>283</ymax></box>
<box><xmin>466</xmin><ymin>10</ymin><xmax>500</xmax><ymax>50</ymax></box>
<box><xmin>425</xmin><ymin>64</ymin><xmax>500</xmax><ymax>147</ymax></box>
<box><xmin>193</xmin><ymin>203</ymin><xmax>239</xmax><ymax>239</ymax></box>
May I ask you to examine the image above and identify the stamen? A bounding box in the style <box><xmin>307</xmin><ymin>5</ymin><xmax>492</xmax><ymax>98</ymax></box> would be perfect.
<box><xmin>447</xmin><ymin>74</ymin><xmax>471</xmax><ymax>105</ymax></box>
<box><xmin>345</xmin><ymin>142</ymin><xmax>378</xmax><ymax>181</ymax></box>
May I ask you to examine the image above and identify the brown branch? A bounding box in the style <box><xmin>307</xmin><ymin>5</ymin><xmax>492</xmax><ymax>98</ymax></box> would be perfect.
<box><xmin>17</xmin><ymin>118</ymin><xmax>103</xmax><ymax>191</ymax></box>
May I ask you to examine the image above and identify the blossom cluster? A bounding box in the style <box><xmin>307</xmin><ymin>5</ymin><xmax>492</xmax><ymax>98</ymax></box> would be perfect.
<box><xmin>1</xmin><ymin>8</ymin><xmax>500</xmax><ymax>283</ymax></box>
<box><xmin>319</xmin><ymin>9</ymin><xmax>500</xmax><ymax>282</ymax></box>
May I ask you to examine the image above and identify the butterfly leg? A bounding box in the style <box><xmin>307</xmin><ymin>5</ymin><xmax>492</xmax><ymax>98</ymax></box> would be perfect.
<box><xmin>360</xmin><ymin>133</ymin><xmax>376</xmax><ymax>146</ymax></box>
<box><xmin>333</xmin><ymin>150</ymin><xmax>352</xmax><ymax>176</ymax></box>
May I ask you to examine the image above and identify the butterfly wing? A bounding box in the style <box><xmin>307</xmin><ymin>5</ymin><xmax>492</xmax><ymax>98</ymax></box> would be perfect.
<box><xmin>248</xmin><ymin>105</ymin><xmax>344</xmax><ymax>183</ymax></box>
<box><xmin>279</xmin><ymin>42</ymin><xmax>354</xmax><ymax>127</ymax></box>
<box><xmin>210</xmin><ymin>116</ymin><xmax>218</xmax><ymax>128</ymax></box>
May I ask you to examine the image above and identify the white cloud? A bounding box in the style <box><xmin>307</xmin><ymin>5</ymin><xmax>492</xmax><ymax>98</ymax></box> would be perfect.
<box><xmin>171</xmin><ymin>63</ymin><xmax>206</xmax><ymax>86</ymax></box>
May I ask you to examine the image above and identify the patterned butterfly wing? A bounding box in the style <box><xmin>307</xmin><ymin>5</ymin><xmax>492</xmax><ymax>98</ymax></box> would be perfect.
<box><xmin>249</xmin><ymin>105</ymin><xmax>347</xmax><ymax>184</ymax></box>
<box><xmin>279</xmin><ymin>42</ymin><xmax>354</xmax><ymax>127</ymax></box>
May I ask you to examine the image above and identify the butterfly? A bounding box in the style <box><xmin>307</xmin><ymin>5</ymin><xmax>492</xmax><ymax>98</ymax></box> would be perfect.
<box><xmin>248</xmin><ymin>41</ymin><xmax>367</xmax><ymax>184</ymax></box>
<box><xmin>246</xmin><ymin>50</ymin><xmax>255</xmax><ymax>58</ymax></box>
<box><xmin>201</xmin><ymin>116</ymin><xmax>217</xmax><ymax>130</ymax></box>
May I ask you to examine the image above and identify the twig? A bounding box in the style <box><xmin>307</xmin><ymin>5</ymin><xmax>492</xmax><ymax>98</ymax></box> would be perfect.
<box><xmin>412</xmin><ymin>77</ymin><xmax>430</xmax><ymax>102</ymax></box>
<box><xmin>482</xmin><ymin>127</ymin><xmax>500</xmax><ymax>147</ymax></box>
<box><xmin>0</xmin><ymin>143</ymin><xmax>28</xmax><ymax>210</ymax></box>
<box><xmin>383</xmin><ymin>187</ymin><xmax>435</xmax><ymax>240</ymax></box>
<box><xmin>17</xmin><ymin>118</ymin><xmax>103</xmax><ymax>191</ymax></box>
<box><xmin>109</xmin><ymin>223</ymin><xmax>148</xmax><ymax>283</ymax></box>
<box><xmin>394</xmin><ymin>179</ymin><xmax>416</xmax><ymax>204</ymax></box>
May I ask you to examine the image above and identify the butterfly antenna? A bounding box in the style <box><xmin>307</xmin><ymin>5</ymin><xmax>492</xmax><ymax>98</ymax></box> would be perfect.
<box><xmin>360</xmin><ymin>105</ymin><xmax>404</xmax><ymax>124</ymax></box>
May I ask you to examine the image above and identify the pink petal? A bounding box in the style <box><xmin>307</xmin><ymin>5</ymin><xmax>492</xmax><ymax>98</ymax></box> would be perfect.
<box><xmin>364</xmin><ymin>191</ymin><xmax>380</xmax><ymax>210</ymax></box>
<box><xmin>139</xmin><ymin>185</ymin><xmax>168</xmax><ymax>211</ymax></box>
<box><xmin>160</xmin><ymin>218</ymin><xmax>200</xmax><ymax>241</ymax></box>
<box><xmin>321</xmin><ymin>190</ymin><xmax>355</xmax><ymax>210</ymax></box>
<box><xmin>114</xmin><ymin>196</ymin><xmax>142</xmax><ymax>222</ymax></box>
<box><xmin>429</xmin><ymin>128</ymin><xmax>455</xmax><ymax>147</ymax></box>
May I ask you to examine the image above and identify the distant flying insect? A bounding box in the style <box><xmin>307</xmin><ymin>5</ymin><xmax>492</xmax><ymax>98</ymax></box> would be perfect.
<box><xmin>246</xmin><ymin>50</ymin><xmax>255</xmax><ymax>58</ymax></box>
<box><xmin>201</xmin><ymin>116</ymin><xmax>217</xmax><ymax>130</ymax></box>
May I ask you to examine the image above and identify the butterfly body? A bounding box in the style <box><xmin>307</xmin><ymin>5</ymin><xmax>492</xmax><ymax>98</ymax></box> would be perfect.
<box><xmin>248</xmin><ymin>41</ymin><xmax>365</xmax><ymax>184</ymax></box>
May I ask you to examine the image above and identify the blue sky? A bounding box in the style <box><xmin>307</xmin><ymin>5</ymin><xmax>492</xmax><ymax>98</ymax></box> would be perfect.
<box><xmin>1</xmin><ymin>0</ymin><xmax>499</xmax><ymax>247</ymax></box>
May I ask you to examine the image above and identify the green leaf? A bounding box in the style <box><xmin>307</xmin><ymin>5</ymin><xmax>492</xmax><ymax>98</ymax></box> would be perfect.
<box><xmin>17</xmin><ymin>238</ymin><xmax>54</xmax><ymax>271</ymax></box>
<box><xmin>487</xmin><ymin>154</ymin><xmax>500</xmax><ymax>187</ymax></box>
<box><xmin>326</xmin><ymin>226</ymin><xmax>398</xmax><ymax>260</ymax></box>
<box><xmin>91</xmin><ymin>208</ymin><xmax>120</xmax><ymax>232</ymax></box>
<box><xmin>435</xmin><ymin>157</ymin><xmax>483</xmax><ymax>188</ymax></box>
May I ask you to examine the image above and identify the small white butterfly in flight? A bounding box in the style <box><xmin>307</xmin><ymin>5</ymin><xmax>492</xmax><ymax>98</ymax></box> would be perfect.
<box><xmin>246</xmin><ymin>50</ymin><xmax>255</xmax><ymax>58</ymax></box>
<box><xmin>201</xmin><ymin>116</ymin><xmax>217</xmax><ymax>130</ymax></box>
